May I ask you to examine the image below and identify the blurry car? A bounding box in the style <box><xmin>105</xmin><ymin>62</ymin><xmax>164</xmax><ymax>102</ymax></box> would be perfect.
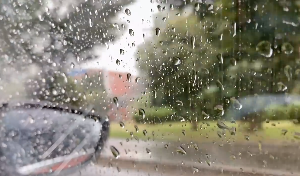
<box><xmin>0</xmin><ymin>101</ymin><xmax>109</xmax><ymax>176</ymax></box>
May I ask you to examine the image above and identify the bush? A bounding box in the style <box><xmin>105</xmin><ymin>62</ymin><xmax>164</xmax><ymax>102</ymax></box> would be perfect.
<box><xmin>262</xmin><ymin>102</ymin><xmax>300</xmax><ymax>121</ymax></box>
<box><xmin>134</xmin><ymin>107</ymin><xmax>176</xmax><ymax>124</ymax></box>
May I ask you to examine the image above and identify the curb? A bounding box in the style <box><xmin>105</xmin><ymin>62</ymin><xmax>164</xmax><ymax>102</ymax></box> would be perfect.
<box><xmin>98</xmin><ymin>156</ymin><xmax>298</xmax><ymax>176</ymax></box>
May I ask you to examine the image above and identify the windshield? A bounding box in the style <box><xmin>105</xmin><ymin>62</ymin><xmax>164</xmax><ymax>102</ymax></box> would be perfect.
<box><xmin>1</xmin><ymin>0</ymin><xmax>300</xmax><ymax>176</ymax></box>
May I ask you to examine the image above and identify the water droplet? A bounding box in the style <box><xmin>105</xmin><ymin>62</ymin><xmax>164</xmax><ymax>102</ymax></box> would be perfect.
<box><xmin>214</xmin><ymin>105</ymin><xmax>224</xmax><ymax>116</ymax></box>
<box><xmin>110</xmin><ymin>146</ymin><xmax>120</xmax><ymax>159</ymax></box>
<box><xmin>217</xmin><ymin>120</ymin><xmax>229</xmax><ymax>130</ymax></box>
<box><xmin>230</xmin><ymin>97</ymin><xmax>242</xmax><ymax>110</ymax></box>
<box><xmin>135</xmin><ymin>77</ymin><xmax>140</xmax><ymax>83</ymax></box>
<box><xmin>70</xmin><ymin>62</ymin><xmax>75</xmax><ymax>68</ymax></box>
<box><xmin>202</xmin><ymin>111</ymin><xmax>210</xmax><ymax>119</ymax></box>
<box><xmin>139</xmin><ymin>108</ymin><xmax>145</xmax><ymax>119</ymax></box>
<box><xmin>176</xmin><ymin>100</ymin><xmax>183</xmax><ymax>106</ymax></box>
<box><xmin>216</xmin><ymin>80</ymin><xmax>224</xmax><ymax>90</ymax></box>
<box><xmin>116</xmin><ymin>59</ymin><xmax>121</xmax><ymax>65</ymax></box>
<box><xmin>129</xmin><ymin>29</ymin><xmax>134</xmax><ymax>36</ymax></box>
<box><xmin>217</xmin><ymin>131</ymin><xmax>223</xmax><ymax>138</ymax></box>
<box><xmin>157</xmin><ymin>5</ymin><xmax>162</xmax><ymax>11</ymax></box>
<box><xmin>155</xmin><ymin>28</ymin><xmax>161</xmax><ymax>36</ymax></box>
<box><xmin>281</xmin><ymin>42</ymin><xmax>294</xmax><ymax>54</ymax></box>
<box><xmin>295</xmin><ymin>69</ymin><xmax>300</xmax><ymax>76</ymax></box>
<box><xmin>217</xmin><ymin>54</ymin><xmax>223</xmax><ymax>64</ymax></box>
<box><xmin>195</xmin><ymin>3</ymin><xmax>200</xmax><ymax>11</ymax></box>
<box><xmin>256</xmin><ymin>41</ymin><xmax>273</xmax><ymax>57</ymax></box>
<box><xmin>174</xmin><ymin>57</ymin><xmax>181</xmax><ymax>65</ymax></box>
<box><xmin>127</xmin><ymin>73</ymin><xmax>131</xmax><ymax>82</ymax></box>
<box><xmin>89</xmin><ymin>18</ymin><xmax>93</xmax><ymax>27</ymax></box>
<box><xmin>294</xmin><ymin>132</ymin><xmax>300</xmax><ymax>139</ymax></box>
<box><xmin>284</xmin><ymin>65</ymin><xmax>293</xmax><ymax>81</ymax></box>
<box><xmin>191</xmin><ymin>36</ymin><xmax>195</xmax><ymax>49</ymax></box>
<box><xmin>134</xmin><ymin>125</ymin><xmax>139</xmax><ymax>132</ymax></box>
<box><xmin>182</xmin><ymin>130</ymin><xmax>186</xmax><ymax>136</ymax></box>
<box><xmin>113</xmin><ymin>97</ymin><xmax>119</xmax><ymax>107</ymax></box>
<box><xmin>170</xmin><ymin>4</ymin><xmax>174</xmax><ymax>10</ymax></box>
<box><xmin>230</xmin><ymin>58</ymin><xmax>237</xmax><ymax>66</ymax></box>
<box><xmin>245</xmin><ymin>135</ymin><xmax>250</xmax><ymax>141</ymax></box>
<box><xmin>52</xmin><ymin>90</ymin><xmax>58</xmax><ymax>96</ymax></box>
<box><xmin>277</xmin><ymin>82</ymin><xmax>287</xmax><ymax>91</ymax></box>
<box><xmin>229</xmin><ymin>127</ymin><xmax>236</xmax><ymax>135</ymax></box>
<box><xmin>164</xmin><ymin>144</ymin><xmax>169</xmax><ymax>149</ymax></box>
<box><xmin>119</xmin><ymin>121</ymin><xmax>125</xmax><ymax>128</ymax></box>
<box><xmin>117</xmin><ymin>166</ymin><xmax>121</xmax><ymax>172</ymax></box>
<box><xmin>143</xmin><ymin>129</ymin><xmax>147</xmax><ymax>136</ymax></box>
<box><xmin>176</xmin><ymin>146</ymin><xmax>187</xmax><ymax>155</ymax></box>
<box><xmin>120</xmin><ymin>49</ymin><xmax>125</xmax><ymax>55</ymax></box>
<box><xmin>193</xmin><ymin>144</ymin><xmax>199</xmax><ymax>151</ymax></box>
<box><xmin>282</xmin><ymin>129</ymin><xmax>288</xmax><ymax>135</ymax></box>
<box><xmin>125</xmin><ymin>8</ymin><xmax>131</xmax><ymax>16</ymax></box>
<box><xmin>192</xmin><ymin>166</ymin><xmax>199</xmax><ymax>173</ymax></box>
<box><xmin>146</xmin><ymin>148</ymin><xmax>151</xmax><ymax>154</ymax></box>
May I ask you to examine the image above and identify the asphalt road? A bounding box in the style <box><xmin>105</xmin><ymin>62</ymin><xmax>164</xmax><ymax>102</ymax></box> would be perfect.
<box><xmin>66</xmin><ymin>138</ymin><xmax>298</xmax><ymax>176</ymax></box>
<box><xmin>69</xmin><ymin>159</ymin><xmax>230</xmax><ymax>176</ymax></box>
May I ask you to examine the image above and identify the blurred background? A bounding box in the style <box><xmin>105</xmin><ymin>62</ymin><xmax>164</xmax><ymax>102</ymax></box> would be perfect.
<box><xmin>1</xmin><ymin>0</ymin><xmax>300</xmax><ymax>175</ymax></box>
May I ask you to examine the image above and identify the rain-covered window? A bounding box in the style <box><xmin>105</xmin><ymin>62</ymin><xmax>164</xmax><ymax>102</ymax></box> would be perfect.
<box><xmin>1</xmin><ymin>0</ymin><xmax>300</xmax><ymax>176</ymax></box>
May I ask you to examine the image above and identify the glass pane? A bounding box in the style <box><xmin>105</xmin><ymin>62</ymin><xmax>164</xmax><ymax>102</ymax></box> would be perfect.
<box><xmin>0</xmin><ymin>0</ymin><xmax>299</xmax><ymax>175</ymax></box>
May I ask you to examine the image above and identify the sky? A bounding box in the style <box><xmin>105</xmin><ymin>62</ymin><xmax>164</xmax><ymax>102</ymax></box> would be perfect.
<box><xmin>80</xmin><ymin>0</ymin><xmax>161</xmax><ymax>76</ymax></box>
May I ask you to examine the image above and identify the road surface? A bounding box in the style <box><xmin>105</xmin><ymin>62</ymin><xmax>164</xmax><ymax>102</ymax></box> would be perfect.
<box><xmin>67</xmin><ymin>138</ymin><xmax>298</xmax><ymax>176</ymax></box>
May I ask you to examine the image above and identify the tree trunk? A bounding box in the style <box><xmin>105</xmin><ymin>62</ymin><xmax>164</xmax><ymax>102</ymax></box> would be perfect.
<box><xmin>191</xmin><ymin>119</ymin><xmax>198</xmax><ymax>131</ymax></box>
<box><xmin>247</xmin><ymin>113</ymin><xmax>263</xmax><ymax>132</ymax></box>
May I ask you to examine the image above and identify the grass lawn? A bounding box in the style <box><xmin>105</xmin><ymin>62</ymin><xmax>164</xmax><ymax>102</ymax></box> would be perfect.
<box><xmin>109</xmin><ymin>120</ymin><xmax>300</xmax><ymax>144</ymax></box>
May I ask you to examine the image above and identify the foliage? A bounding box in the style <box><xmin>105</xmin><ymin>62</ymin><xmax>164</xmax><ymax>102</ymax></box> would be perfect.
<box><xmin>137</xmin><ymin>0</ymin><xmax>300</xmax><ymax>122</ymax></box>
<box><xmin>0</xmin><ymin>0</ymin><xmax>134</xmax><ymax>71</ymax></box>
<box><xmin>263</xmin><ymin>102</ymin><xmax>300</xmax><ymax>121</ymax></box>
<box><xmin>26</xmin><ymin>71</ymin><xmax>86</xmax><ymax>108</ymax></box>
<box><xmin>134</xmin><ymin>107</ymin><xmax>176</xmax><ymax>124</ymax></box>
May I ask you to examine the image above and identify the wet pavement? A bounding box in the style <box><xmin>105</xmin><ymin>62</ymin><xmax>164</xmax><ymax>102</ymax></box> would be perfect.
<box><xmin>98</xmin><ymin>138</ymin><xmax>300</xmax><ymax>175</ymax></box>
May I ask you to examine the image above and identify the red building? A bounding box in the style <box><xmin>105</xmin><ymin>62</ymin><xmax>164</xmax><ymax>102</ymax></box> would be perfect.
<box><xmin>69</xmin><ymin>68</ymin><xmax>145</xmax><ymax>121</ymax></box>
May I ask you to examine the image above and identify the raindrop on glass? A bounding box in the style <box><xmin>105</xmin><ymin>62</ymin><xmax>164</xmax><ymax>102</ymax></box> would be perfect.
<box><xmin>174</xmin><ymin>57</ymin><xmax>181</xmax><ymax>65</ymax></box>
<box><xmin>176</xmin><ymin>146</ymin><xmax>187</xmax><ymax>155</ymax></box>
<box><xmin>116</xmin><ymin>59</ymin><xmax>121</xmax><ymax>66</ymax></box>
<box><xmin>214</xmin><ymin>105</ymin><xmax>224</xmax><ymax>116</ymax></box>
<box><xmin>125</xmin><ymin>8</ymin><xmax>131</xmax><ymax>16</ymax></box>
<box><xmin>127</xmin><ymin>73</ymin><xmax>132</xmax><ymax>82</ymax></box>
<box><xmin>256</xmin><ymin>41</ymin><xmax>273</xmax><ymax>57</ymax></box>
<box><xmin>195</xmin><ymin>3</ymin><xmax>200</xmax><ymax>12</ymax></box>
<box><xmin>120</xmin><ymin>49</ymin><xmax>125</xmax><ymax>55</ymax></box>
<box><xmin>230</xmin><ymin>97</ymin><xmax>242</xmax><ymax>110</ymax></box>
<box><xmin>134</xmin><ymin>125</ymin><xmax>139</xmax><ymax>132</ymax></box>
<box><xmin>119</xmin><ymin>121</ymin><xmax>125</xmax><ymax>128</ymax></box>
<box><xmin>110</xmin><ymin>146</ymin><xmax>120</xmax><ymax>159</ymax></box>
<box><xmin>129</xmin><ymin>29</ymin><xmax>134</xmax><ymax>36</ymax></box>
<box><xmin>217</xmin><ymin>120</ymin><xmax>229</xmax><ymax>130</ymax></box>
<box><xmin>146</xmin><ymin>148</ymin><xmax>151</xmax><ymax>154</ymax></box>
<box><xmin>113</xmin><ymin>97</ymin><xmax>119</xmax><ymax>107</ymax></box>
<box><xmin>139</xmin><ymin>108</ymin><xmax>146</xmax><ymax>119</ymax></box>
<box><xmin>281</xmin><ymin>42</ymin><xmax>294</xmax><ymax>54</ymax></box>
<box><xmin>284</xmin><ymin>65</ymin><xmax>293</xmax><ymax>81</ymax></box>
<box><xmin>191</xmin><ymin>36</ymin><xmax>195</xmax><ymax>49</ymax></box>
<box><xmin>143</xmin><ymin>129</ymin><xmax>147</xmax><ymax>136</ymax></box>
<box><xmin>155</xmin><ymin>28</ymin><xmax>161</xmax><ymax>36</ymax></box>
<box><xmin>70</xmin><ymin>62</ymin><xmax>75</xmax><ymax>69</ymax></box>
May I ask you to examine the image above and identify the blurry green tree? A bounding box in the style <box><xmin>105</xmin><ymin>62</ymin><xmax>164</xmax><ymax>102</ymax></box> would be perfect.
<box><xmin>137</xmin><ymin>0</ymin><xmax>300</xmax><ymax>130</ymax></box>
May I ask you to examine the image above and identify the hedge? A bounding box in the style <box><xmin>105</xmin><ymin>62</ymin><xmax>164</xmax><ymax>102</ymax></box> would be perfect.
<box><xmin>134</xmin><ymin>107</ymin><xmax>176</xmax><ymax>124</ymax></box>
<box><xmin>262</xmin><ymin>102</ymin><xmax>300</xmax><ymax>121</ymax></box>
